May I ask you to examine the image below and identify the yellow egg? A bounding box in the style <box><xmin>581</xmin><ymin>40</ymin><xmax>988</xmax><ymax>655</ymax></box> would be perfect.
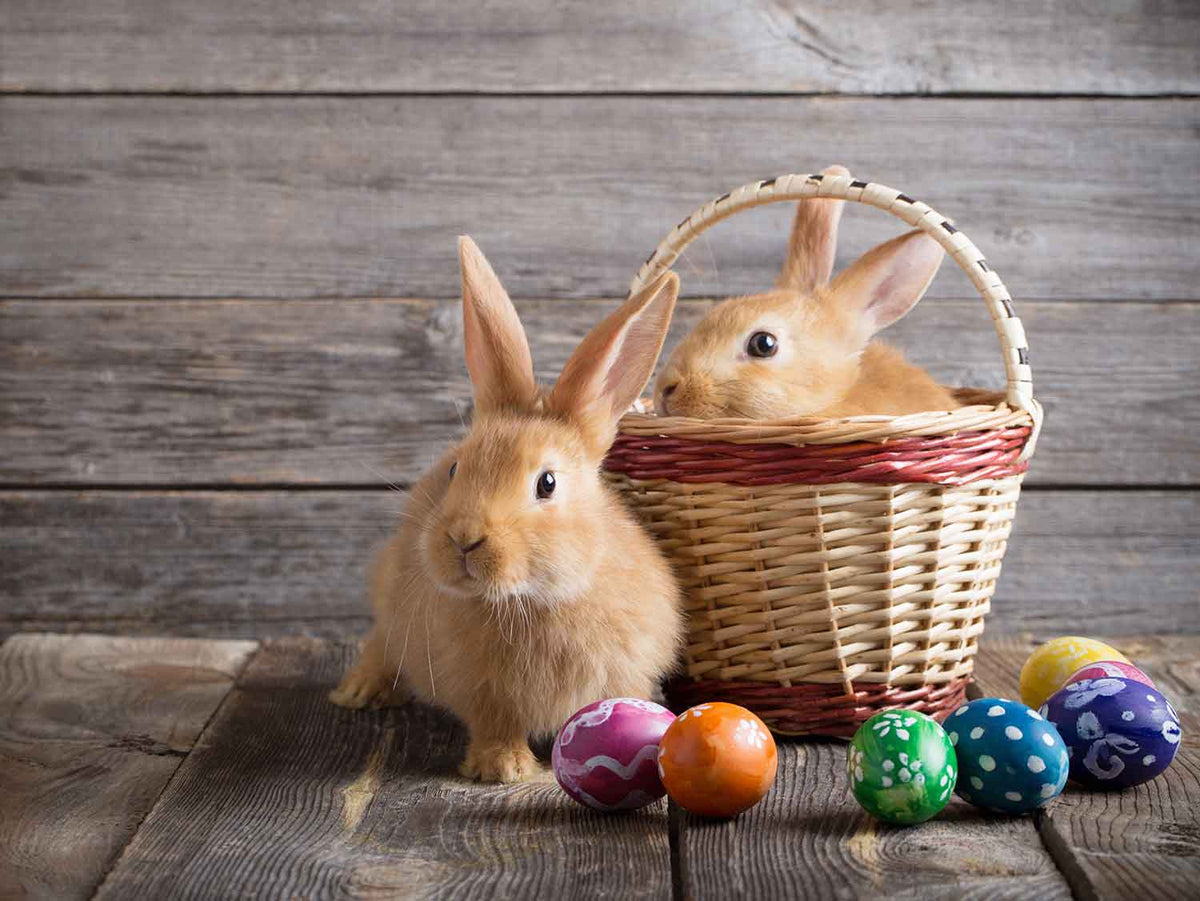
<box><xmin>1019</xmin><ymin>637</ymin><xmax>1131</xmax><ymax>709</ymax></box>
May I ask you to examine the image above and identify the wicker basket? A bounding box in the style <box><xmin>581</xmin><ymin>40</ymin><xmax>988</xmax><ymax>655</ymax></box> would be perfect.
<box><xmin>602</xmin><ymin>172</ymin><xmax>1044</xmax><ymax>737</ymax></box>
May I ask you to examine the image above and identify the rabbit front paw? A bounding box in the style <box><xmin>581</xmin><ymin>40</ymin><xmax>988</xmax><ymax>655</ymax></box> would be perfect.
<box><xmin>329</xmin><ymin>660</ymin><xmax>409</xmax><ymax>710</ymax></box>
<box><xmin>459</xmin><ymin>739</ymin><xmax>540</xmax><ymax>783</ymax></box>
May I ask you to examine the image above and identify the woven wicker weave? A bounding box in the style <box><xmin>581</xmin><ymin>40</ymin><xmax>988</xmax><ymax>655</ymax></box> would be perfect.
<box><xmin>602</xmin><ymin>172</ymin><xmax>1043</xmax><ymax>737</ymax></box>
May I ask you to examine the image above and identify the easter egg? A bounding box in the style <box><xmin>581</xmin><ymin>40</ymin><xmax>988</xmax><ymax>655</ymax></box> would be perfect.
<box><xmin>945</xmin><ymin>698</ymin><xmax>1069</xmax><ymax>813</ymax></box>
<box><xmin>1019</xmin><ymin>637</ymin><xmax>1131</xmax><ymax>710</ymax></box>
<box><xmin>1043</xmin><ymin>677</ymin><xmax>1182</xmax><ymax>790</ymax></box>
<box><xmin>1067</xmin><ymin>659</ymin><xmax>1155</xmax><ymax>689</ymax></box>
<box><xmin>552</xmin><ymin>698</ymin><xmax>676</xmax><ymax>811</ymax></box>
<box><xmin>847</xmin><ymin>710</ymin><xmax>957</xmax><ymax>825</ymax></box>
<box><xmin>657</xmin><ymin>702</ymin><xmax>777</xmax><ymax>818</ymax></box>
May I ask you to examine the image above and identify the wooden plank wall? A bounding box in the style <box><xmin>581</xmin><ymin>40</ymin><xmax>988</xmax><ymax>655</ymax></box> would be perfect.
<box><xmin>2</xmin><ymin>1</ymin><xmax>1198</xmax><ymax>638</ymax></box>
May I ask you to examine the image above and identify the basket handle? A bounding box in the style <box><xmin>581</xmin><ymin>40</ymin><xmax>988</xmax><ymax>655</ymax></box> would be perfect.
<box><xmin>628</xmin><ymin>172</ymin><xmax>1043</xmax><ymax>462</ymax></box>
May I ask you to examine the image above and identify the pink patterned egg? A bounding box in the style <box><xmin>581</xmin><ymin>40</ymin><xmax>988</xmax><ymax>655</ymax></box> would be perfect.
<box><xmin>1067</xmin><ymin>660</ymin><xmax>1155</xmax><ymax>688</ymax></box>
<box><xmin>552</xmin><ymin>698</ymin><xmax>676</xmax><ymax>811</ymax></box>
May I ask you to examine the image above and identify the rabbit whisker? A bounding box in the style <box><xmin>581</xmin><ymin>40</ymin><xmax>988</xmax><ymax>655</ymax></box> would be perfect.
<box><xmin>411</xmin><ymin>480</ymin><xmax>441</xmax><ymax>513</ymax></box>
<box><xmin>392</xmin><ymin>605</ymin><xmax>416</xmax><ymax>692</ymax></box>
<box><xmin>499</xmin><ymin>601</ymin><xmax>515</xmax><ymax>645</ymax></box>
<box><xmin>356</xmin><ymin>459</ymin><xmax>406</xmax><ymax>494</ymax></box>
<box><xmin>385</xmin><ymin>567</ymin><xmax>425</xmax><ymax>690</ymax></box>
<box><xmin>486</xmin><ymin>592</ymin><xmax>505</xmax><ymax>641</ymax></box>
<box><xmin>506</xmin><ymin>605</ymin><xmax>518</xmax><ymax>645</ymax></box>
<box><xmin>503</xmin><ymin>593</ymin><xmax>522</xmax><ymax>645</ymax></box>
<box><xmin>515</xmin><ymin>594</ymin><xmax>531</xmax><ymax>636</ymax></box>
<box><xmin>382</xmin><ymin>600</ymin><xmax>395</xmax><ymax>659</ymax></box>
<box><xmin>423</xmin><ymin>600</ymin><xmax>436</xmax><ymax>699</ymax></box>
<box><xmin>722</xmin><ymin>401</ymin><xmax>757</xmax><ymax>420</ymax></box>
<box><xmin>699</xmin><ymin>232</ymin><xmax>720</xmax><ymax>295</ymax></box>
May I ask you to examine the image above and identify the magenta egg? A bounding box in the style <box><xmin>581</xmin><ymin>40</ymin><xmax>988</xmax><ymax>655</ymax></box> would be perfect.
<box><xmin>552</xmin><ymin>698</ymin><xmax>676</xmax><ymax>811</ymax></box>
<box><xmin>1067</xmin><ymin>660</ymin><xmax>1155</xmax><ymax>688</ymax></box>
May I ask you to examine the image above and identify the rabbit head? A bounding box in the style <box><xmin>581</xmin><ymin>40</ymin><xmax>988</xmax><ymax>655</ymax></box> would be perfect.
<box><xmin>654</xmin><ymin>166</ymin><xmax>946</xmax><ymax>419</ymax></box>
<box><xmin>422</xmin><ymin>237</ymin><xmax>679</xmax><ymax>605</ymax></box>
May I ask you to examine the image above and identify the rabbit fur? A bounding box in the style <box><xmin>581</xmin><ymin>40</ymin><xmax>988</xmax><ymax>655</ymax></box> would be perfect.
<box><xmin>330</xmin><ymin>238</ymin><xmax>684</xmax><ymax>784</ymax></box>
<box><xmin>655</xmin><ymin>165</ymin><xmax>960</xmax><ymax>419</ymax></box>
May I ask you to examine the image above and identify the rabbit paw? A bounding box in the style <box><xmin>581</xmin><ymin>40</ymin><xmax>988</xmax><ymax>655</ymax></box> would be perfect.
<box><xmin>329</xmin><ymin>661</ymin><xmax>408</xmax><ymax>710</ymax></box>
<box><xmin>459</xmin><ymin>740</ymin><xmax>540</xmax><ymax>783</ymax></box>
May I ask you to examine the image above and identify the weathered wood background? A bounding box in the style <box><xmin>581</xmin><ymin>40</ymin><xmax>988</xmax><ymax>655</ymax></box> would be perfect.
<box><xmin>2</xmin><ymin>1</ymin><xmax>1199</xmax><ymax>638</ymax></box>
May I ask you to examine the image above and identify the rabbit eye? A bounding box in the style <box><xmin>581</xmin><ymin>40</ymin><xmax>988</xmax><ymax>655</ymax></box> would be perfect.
<box><xmin>448</xmin><ymin>461</ymin><xmax>458</xmax><ymax>479</ymax></box>
<box><xmin>747</xmin><ymin>331</ymin><xmax>779</xmax><ymax>358</ymax></box>
<box><xmin>536</xmin><ymin>470</ymin><xmax>556</xmax><ymax>500</ymax></box>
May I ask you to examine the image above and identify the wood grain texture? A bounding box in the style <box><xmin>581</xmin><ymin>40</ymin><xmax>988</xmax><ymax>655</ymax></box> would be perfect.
<box><xmin>96</xmin><ymin>638</ymin><xmax>672</xmax><ymax>900</ymax></box>
<box><xmin>0</xmin><ymin>633</ymin><xmax>257</xmax><ymax>901</ymax></box>
<box><xmin>2</xmin><ymin>97</ymin><xmax>1197</xmax><ymax>299</ymax></box>
<box><xmin>676</xmin><ymin>739</ymin><xmax>1070</xmax><ymax>899</ymax></box>
<box><xmin>0</xmin><ymin>491</ymin><xmax>389</xmax><ymax>638</ymax></box>
<box><xmin>4</xmin><ymin>298</ymin><xmax>1198</xmax><ymax>487</ymax></box>
<box><xmin>972</xmin><ymin>636</ymin><xmax>1200</xmax><ymax>901</ymax></box>
<box><xmin>2</xmin><ymin>1</ymin><xmax>1197</xmax><ymax>94</ymax></box>
<box><xmin>2</xmin><ymin>489</ymin><xmax>1196</xmax><ymax>640</ymax></box>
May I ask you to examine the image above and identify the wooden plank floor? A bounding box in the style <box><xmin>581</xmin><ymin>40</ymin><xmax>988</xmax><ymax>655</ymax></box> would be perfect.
<box><xmin>0</xmin><ymin>635</ymin><xmax>257</xmax><ymax>900</ymax></box>
<box><xmin>3</xmin><ymin>632</ymin><xmax>1195</xmax><ymax>899</ymax></box>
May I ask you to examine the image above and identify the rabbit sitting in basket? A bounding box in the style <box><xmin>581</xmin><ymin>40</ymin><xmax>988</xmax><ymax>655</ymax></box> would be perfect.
<box><xmin>330</xmin><ymin>237</ymin><xmax>684</xmax><ymax>783</ymax></box>
<box><xmin>654</xmin><ymin>166</ymin><xmax>961</xmax><ymax>420</ymax></box>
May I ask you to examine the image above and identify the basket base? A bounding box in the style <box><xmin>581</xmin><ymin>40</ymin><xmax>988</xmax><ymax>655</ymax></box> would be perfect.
<box><xmin>666</xmin><ymin>676</ymin><xmax>971</xmax><ymax>739</ymax></box>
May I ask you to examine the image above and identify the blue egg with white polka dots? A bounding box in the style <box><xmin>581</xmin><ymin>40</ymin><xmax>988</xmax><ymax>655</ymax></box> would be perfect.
<box><xmin>945</xmin><ymin>698</ymin><xmax>1069</xmax><ymax>814</ymax></box>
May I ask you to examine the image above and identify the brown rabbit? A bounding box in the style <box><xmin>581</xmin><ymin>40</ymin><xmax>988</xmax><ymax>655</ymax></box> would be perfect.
<box><xmin>655</xmin><ymin>165</ymin><xmax>960</xmax><ymax>419</ymax></box>
<box><xmin>330</xmin><ymin>237</ymin><xmax>684</xmax><ymax>783</ymax></box>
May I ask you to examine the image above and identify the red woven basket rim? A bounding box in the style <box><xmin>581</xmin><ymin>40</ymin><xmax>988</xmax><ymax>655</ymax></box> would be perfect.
<box><xmin>604</xmin><ymin>427</ymin><xmax>1030</xmax><ymax>487</ymax></box>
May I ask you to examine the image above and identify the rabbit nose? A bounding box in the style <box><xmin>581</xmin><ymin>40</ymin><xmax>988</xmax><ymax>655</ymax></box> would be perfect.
<box><xmin>454</xmin><ymin>535</ymin><xmax>487</xmax><ymax>556</ymax></box>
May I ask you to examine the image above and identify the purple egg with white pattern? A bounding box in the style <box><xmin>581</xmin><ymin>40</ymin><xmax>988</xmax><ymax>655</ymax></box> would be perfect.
<box><xmin>1043</xmin><ymin>677</ymin><xmax>1182</xmax><ymax>790</ymax></box>
<box><xmin>552</xmin><ymin>698</ymin><xmax>676</xmax><ymax>811</ymax></box>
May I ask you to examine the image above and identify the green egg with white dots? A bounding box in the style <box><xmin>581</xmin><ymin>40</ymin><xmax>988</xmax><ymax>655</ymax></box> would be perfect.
<box><xmin>847</xmin><ymin>710</ymin><xmax>957</xmax><ymax>825</ymax></box>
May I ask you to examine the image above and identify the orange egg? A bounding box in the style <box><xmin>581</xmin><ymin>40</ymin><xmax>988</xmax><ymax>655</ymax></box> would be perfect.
<box><xmin>657</xmin><ymin>702</ymin><xmax>777</xmax><ymax>817</ymax></box>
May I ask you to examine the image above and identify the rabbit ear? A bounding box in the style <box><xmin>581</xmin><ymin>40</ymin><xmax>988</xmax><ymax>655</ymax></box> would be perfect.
<box><xmin>548</xmin><ymin>272</ymin><xmax>679</xmax><ymax>453</ymax></box>
<box><xmin>826</xmin><ymin>229</ymin><xmax>945</xmax><ymax>336</ymax></box>
<box><xmin>777</xmin><ymin>164</ymin><xmax>850</xmax><ymax>292</ymax></box>
<box><xmin>459</xmin><ymin>236</ymin><xmax>538</xmax><ymax>414</ymax></box>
